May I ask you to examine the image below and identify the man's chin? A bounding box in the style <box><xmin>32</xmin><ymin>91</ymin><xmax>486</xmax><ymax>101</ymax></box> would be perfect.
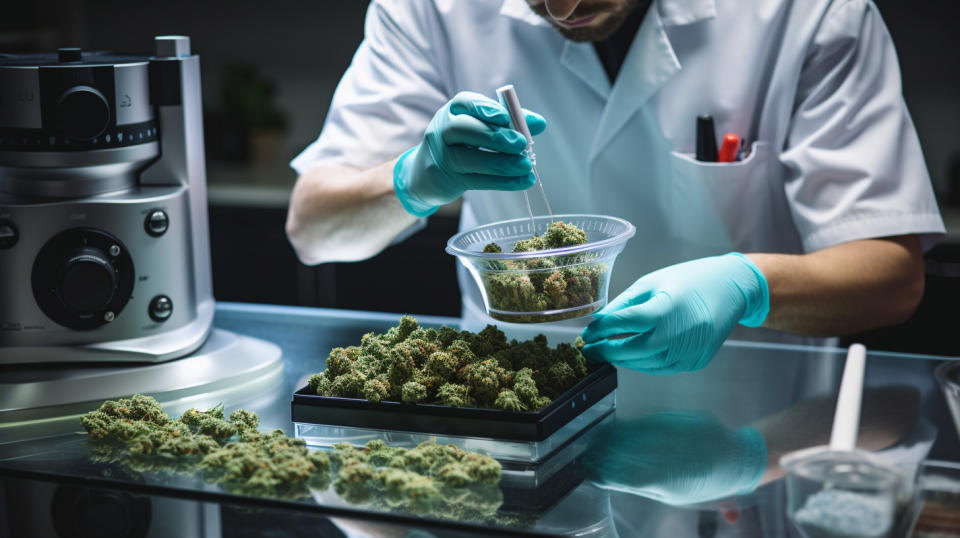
<box><xmin>554</xmin><ymin>26</ymin><xmax>616</xmax><ymax>42</ymax></box>
<box><xmin>549</xmin><ymin>14</ymin><xmax>628</xmax><ymax>41</ymax></box>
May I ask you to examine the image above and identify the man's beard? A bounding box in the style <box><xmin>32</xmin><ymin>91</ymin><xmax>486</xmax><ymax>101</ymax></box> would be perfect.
<box><xmin>527</xmin><ymin>0</ymin><xmax>639</xmax><ymax>42</ymax></box>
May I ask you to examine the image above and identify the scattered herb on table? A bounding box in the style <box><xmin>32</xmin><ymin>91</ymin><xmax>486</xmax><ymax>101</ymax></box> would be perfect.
<box><xmin>80</xmin><ymin>396</ymin><xmax>507</xmax><ymax>513</ymax></box>
<box><xmin>329</xmin><ymin>440</ymin><xmax>503</xmax><ymax>518</ymax></box>
<box><xmin>81</xmin><ymin>394</ymin><xmax>330</xmax><ymax>498</ymax></box>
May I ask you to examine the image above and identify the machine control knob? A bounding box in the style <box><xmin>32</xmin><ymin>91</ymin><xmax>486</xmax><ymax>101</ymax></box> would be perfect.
<box><xmin>0</xmin><ymin>220</ymin><xmax>18</xmax><ymax>249</ymax></box>
<box><xmin>56</xmin><ymin>86</ymin><xmax>111</xmax><ymax>141</ymax></box>
<box><xmin>32</xmin><ymin>228</ymin><xmax>135</xmax><ymax>330</ymax></box>
<box><xmin>59</xmin><ymin>247</ymin><xmax>118</xmax><ymax>313</ymax></box>
<box><xmin>149</xmin><ymin>295</ymin><xmax>173</xmax><ymax>322</ymax></box>
<box><xmin>144</xmin><ymin>210</ymin><xmax>169</xmax><ymax>237</ymax></box>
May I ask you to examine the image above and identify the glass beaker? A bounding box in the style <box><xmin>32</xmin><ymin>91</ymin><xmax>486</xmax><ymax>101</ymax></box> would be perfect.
<box><xmin>781</xmin><ymin>447</ymin><xmax>903</xmax><ymax>538</ymax></box>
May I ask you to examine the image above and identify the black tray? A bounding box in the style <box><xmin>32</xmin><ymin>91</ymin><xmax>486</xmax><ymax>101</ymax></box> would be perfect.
<box><xmin>291</xmin><ymin>363</ymin><xmax>617</xmax><ymax>442</ymax></box>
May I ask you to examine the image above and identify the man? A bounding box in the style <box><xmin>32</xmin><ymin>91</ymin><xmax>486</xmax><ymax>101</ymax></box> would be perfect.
<box><xmin>287</xmin><ymin>0</ymin><xmax>943</xmax><ymax>374</ymax></box>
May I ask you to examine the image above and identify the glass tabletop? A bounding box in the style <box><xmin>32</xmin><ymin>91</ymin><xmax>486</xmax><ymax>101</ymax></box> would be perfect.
<box><xmin>0</xmin><ymin>302</ymin><xmax>956</xmax><ymax>537</ymax></box>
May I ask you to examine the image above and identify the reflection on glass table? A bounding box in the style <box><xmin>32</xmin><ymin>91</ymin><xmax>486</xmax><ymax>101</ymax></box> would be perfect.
<box><xmin>0</xmin><ymin>303</ymin><xmax>954</xmax><ymax>537</ymax></box>
<box><xmin>584</xmin><ymin>387</ymin><xmax>921</xmax><ymax>505</ymax></box>
<box><xmin>911</xmin><ymin>459</ymin><xmax>960</xmax><ymax>537</ymax></box>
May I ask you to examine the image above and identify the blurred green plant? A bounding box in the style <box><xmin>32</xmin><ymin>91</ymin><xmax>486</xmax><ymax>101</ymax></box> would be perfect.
<box><xmin>219</xmin><ymin>63</ymin><xmax>288</xmax><ymax>132</ymax></box>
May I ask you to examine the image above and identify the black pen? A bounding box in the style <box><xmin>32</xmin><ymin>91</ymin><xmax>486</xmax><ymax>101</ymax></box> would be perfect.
<box><xmin>696</xmin><ymin>115</ymin><xmax>718</xmax><ymax>162</ymax></box>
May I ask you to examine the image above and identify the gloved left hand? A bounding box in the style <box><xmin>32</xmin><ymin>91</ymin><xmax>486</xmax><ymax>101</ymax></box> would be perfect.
<box><xmin>581</xmin><ymin>253</ymin><xmax>769</xmax><ymax>375</ymax></box>
<box><xmin>582</xmin><ymin>411</ymin><xmax>767</xmax><ymax>506</ymax></box>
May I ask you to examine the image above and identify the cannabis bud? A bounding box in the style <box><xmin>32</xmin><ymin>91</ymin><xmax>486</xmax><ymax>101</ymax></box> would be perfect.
<box><xmin>481</xmin><ymin>221</ymin><xmax>605</xmax><ymax>322</ymax></box>
<box><xmin>308</xmin><ymin>316</ymin><xmax>590</xmax><ymax>411</ymax></box>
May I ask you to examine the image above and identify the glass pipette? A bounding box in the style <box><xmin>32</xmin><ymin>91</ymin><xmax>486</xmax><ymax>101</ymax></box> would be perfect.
<box><xmin>497</xmin><ymin>85</ymin><xmax>553</xmax><ymax>234</ymax></box>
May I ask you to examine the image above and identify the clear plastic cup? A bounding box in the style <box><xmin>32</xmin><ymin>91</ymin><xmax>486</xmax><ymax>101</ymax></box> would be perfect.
<box><xmin>781</xmin><ymin>447</ymin><xmax>904</xmax><ymax>538</ymax></box>
<box><xmin>446</xmin><ymin>214</ymin><xmax>635</xmax><ymax>323</ymax></box>
<box><xmin>935</xmin><ymin>360</ymin><xmax>960</xmax><ymax>442</ymax></box>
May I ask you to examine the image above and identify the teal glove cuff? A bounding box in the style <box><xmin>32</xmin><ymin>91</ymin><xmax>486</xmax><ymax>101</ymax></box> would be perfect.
<box><xmin>393</xmin><ymin>147</ymin><xmax>439</xmax><ymax>218</ymax></box>
<box><xmin>728</xmin><ymin>252</ymin><xmax>770</xmax><ymax>328</ymax></box>
<box><xmin>733</xmin><ymin>426</ymin><xmax>768</xmax><ymax>495</ymax></box>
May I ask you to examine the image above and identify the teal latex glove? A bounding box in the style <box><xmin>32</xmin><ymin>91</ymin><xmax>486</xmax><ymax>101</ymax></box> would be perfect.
<box><xmin>581</xmin><ymin>253</ymin><xmax>769</xmax><ymax>374</ymax></box>
<box><xmin>583</xmin><ymin>411</ymin><xmax>767</xmax><ymax>506</ymax></box>
<box><xmin>393</xmin><ymin>91</ymin><xmax>547</xmax><ymax>217</ymax></box>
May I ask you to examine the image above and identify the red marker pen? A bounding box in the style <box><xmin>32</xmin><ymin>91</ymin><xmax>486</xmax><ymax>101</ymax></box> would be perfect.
<box><xmin>718</xmin><ymin>133</ymin><xmax>740</xmax><ymax>163</ymax></box>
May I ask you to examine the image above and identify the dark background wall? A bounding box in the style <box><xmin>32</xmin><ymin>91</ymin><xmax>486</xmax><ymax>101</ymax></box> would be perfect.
<box><xmin>2</xmin><ymin>0</ymin><xmax>464</xmax><ymax>317</ymax></box>
<box><xmin>1</xmin><ymin>1</ymin><xmax>369</xmax><ymax>162</ymax></box>
<box><xmin>2</xmin><ymin>1</ymin><xmax>959</xmax><ymax>352</ymax></box>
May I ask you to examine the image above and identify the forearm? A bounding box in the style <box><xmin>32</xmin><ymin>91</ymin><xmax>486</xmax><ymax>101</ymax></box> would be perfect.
<box><xmin>746</xmin><ymin>235</ymin><xmax>924</xmax><ymax>336</ymax></box>
<box><xmin>285</xmin><ymin>158</ymin><xmax>418</xmax><ymax>265</ymax></box>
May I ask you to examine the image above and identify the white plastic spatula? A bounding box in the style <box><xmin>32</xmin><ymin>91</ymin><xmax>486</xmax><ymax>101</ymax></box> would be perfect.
<box><xmin>829</xmin><ymin>343</ymin><xmax>867</xmax><ymax>451</ymax></box>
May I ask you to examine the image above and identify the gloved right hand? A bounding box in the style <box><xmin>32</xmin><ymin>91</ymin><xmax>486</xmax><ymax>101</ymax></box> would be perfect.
<box><xmin>581</xmin><ymin>253</ymin><xmax>769</xmax><ymax>375</ymax></box>
<box><xmin>393</xmin><ymin>91</ymin><xmax>547</xmax><ymax>217</ymax></box>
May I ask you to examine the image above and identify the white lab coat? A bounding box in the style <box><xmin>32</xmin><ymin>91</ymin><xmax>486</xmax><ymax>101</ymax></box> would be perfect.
<box><xmin>291</xmin><ymin>0</ymin><xmax>944</xmax><ymax>340</ymax></box>
<box><xmin>291</xmin><ymin>3</ymin><xmax>943</xmax><ymax>529</ymax></box>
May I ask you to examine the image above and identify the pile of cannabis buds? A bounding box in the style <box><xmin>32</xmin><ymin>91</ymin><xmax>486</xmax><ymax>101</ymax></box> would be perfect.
<box><xmin>308</xmin><ymin>316</ymin><xmax>590</xmax><ymax>411</ymax></box>
<box><xmin>81</xmin><ymin>395</ymin><xmax>502</xmax><ymax>519</ymax></box>
<box><xmin>480</xmin><ymin>221</ymin><xmax>606</xmax><ymax>322</ymax></box>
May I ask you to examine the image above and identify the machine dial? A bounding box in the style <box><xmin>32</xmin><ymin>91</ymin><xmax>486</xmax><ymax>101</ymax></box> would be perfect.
<box><xmin>56</xmin><ymin>86</ymin><xmax>111</xmax><ymax>141</ymax></box>
<box><xmin>32</xmin><ymin>228</ymin><xmax>135</xmax><ymax>330</ymax></box>
<box><xmin>59</xmin><ymin>247</ymin><xmax>118</xmax><ymax>313</ymax></box>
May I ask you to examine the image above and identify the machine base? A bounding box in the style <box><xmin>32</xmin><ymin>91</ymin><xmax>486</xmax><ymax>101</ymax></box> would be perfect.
<box><xmin>0</xmin><ymin>300</ymin><xmax>216</xmax><ymax>365</ymax></box>
<box><xmin>0</xmin><ymin>329</ymin><xmax>283</xmax><ymax>442</ymax></box>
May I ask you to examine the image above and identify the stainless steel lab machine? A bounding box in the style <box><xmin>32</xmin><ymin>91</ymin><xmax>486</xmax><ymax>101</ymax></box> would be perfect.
<box><xmin>0</xmin><ymin>37</ymin><xmax>281</xmax><ymax>435</ymax></box>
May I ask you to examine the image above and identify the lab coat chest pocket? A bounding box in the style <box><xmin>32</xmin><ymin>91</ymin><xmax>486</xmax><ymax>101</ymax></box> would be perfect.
<box><xmin>665</xmin><ymin>142</ymin><xmax>772</xmax><ymax>251</ymax></box>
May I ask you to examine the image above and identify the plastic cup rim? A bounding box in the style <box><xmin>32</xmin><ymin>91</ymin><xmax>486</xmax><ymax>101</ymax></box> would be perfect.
<box><xmin>935</xmin><ymin>360</ymin><xmax>960</xmax><ymax>389</ymax></box>
<box><xmin>445</xmin><ymin>213</ymin><xmax>636</xmax><ymax>260</ymax></box>
<box><xmin>780</xmin><ymin>445</ymin><xmax>903</xmax><ymax>489</ymax></box>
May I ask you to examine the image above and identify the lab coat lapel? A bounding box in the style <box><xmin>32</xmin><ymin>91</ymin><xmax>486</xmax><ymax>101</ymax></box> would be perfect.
<box><xmin>588</xmin><ymin>5</ymin><xmax>681</xmax><ymax>161</ymax></box>
<box><xmin>560</xmin><ymin>41</ymin><xmax>612</xmax><ymax>99</ymax></box>
<box><xmin>587</xmin><ymin>0</ymin><xmax>720</xmax><ymax>161</ymax></box>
